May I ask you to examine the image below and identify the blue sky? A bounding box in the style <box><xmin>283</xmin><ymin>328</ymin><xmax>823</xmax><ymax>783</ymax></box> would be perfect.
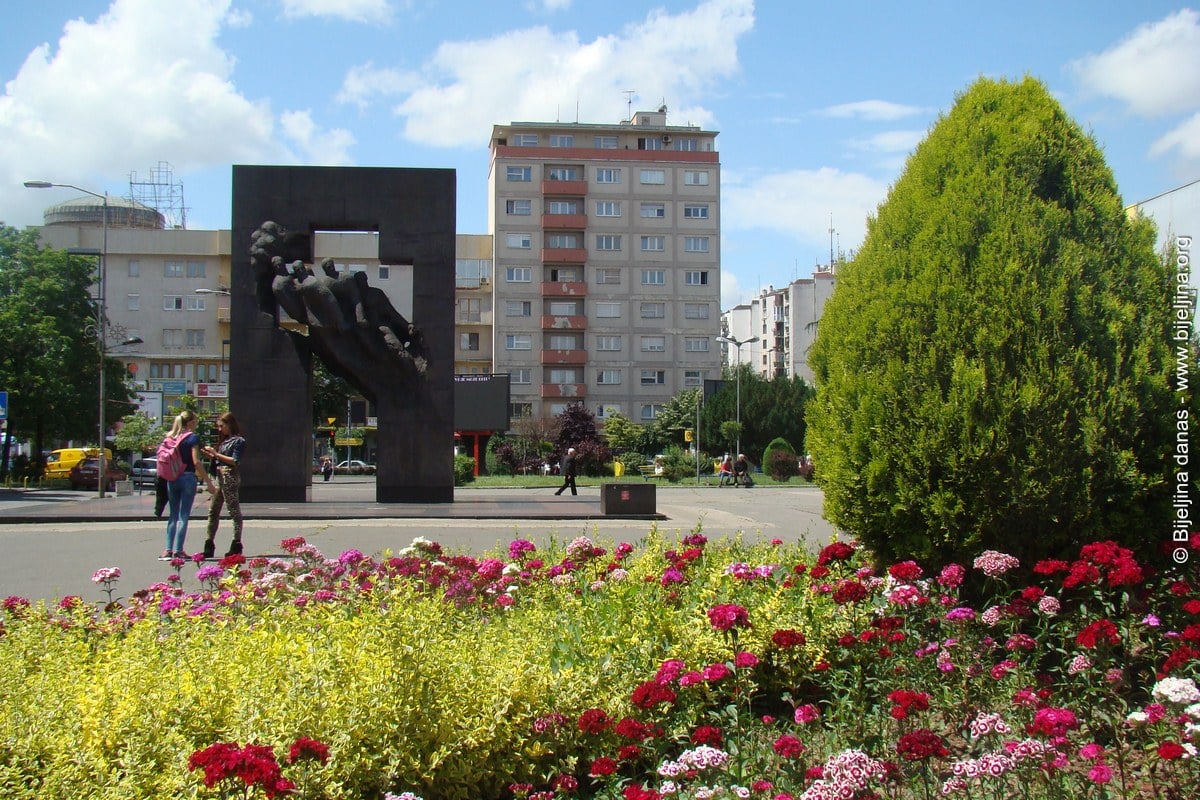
<box><xmin>2</xmin><ymin>0</ymin><xmax>1198</xmax><ymax>306</ymax></box>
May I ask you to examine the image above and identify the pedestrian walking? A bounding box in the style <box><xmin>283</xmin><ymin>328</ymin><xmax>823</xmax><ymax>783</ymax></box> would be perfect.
<box><xmin>554</xmin><ymin>447</ymin><xmax>578</xmax><ymax>496</ymax></box>
<box><xmin>200</xmin><ymin>412</ymin><xmax>247</xmax><ymax>559</ymax></box>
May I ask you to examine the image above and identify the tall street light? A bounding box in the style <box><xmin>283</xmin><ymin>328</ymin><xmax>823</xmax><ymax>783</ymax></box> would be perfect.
<box><xmin>716</xmin><ymin>334</ymin><xmax>759</xmax><ymax>458</ymax></box>
<box><xmin>25</xmin><ymin>180</ymin><xmax>113</xmax><ymax>498</ymax></box>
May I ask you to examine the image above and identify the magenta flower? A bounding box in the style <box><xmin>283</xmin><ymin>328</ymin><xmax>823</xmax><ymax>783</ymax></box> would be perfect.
<box><xmin>707</xmin><ymin>603</ymin><xmax>750</xmax><ymax>631</ymax></box>
<box><xmin>973</xmin><ymin>550</ymin><xmax>1020</xmax><ymax>577</ymax></box>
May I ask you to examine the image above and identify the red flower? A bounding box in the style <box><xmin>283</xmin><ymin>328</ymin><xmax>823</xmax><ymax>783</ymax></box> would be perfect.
<box><xmin>1033</xmin><ymin>559</ymin><xmax>1070</xmax><ymax>575</ymax></box>
<box><xmin>286</xmin><ymin>736</ymin><xmax>329</xmax><ymax>765</ymax></box>
<box><xmin>1027</xmin><ymin>707</ymin><xmax>1080</xmax><ymax>738</ymax></box>
<box><xmin>624</xmin><ymin>784</ymin><xmax>661</xmax><ymax>800</ymax></box>
<box><xmin>617</xmin><ymin>745</ymin><xmax>643</xmax><ymax>762</ymax></box>
<box><xmin>897</xmin><ymin>729</ymin><xmax>948</xmax><ymax>761</ymax></box>
<box><xmin>590</xmin><ymin>757</ymin><xmax>619</xmax><ymax>776</ymax></box>
<box><xmin>887</xmin><ymin>689</ymin><xmax>931</xmax><ymax>719</ymax></box>
<box><xmin>832</xmin><ymin>579</ymin><xmax>868</xmax><ymax>604</ymax></box>
<box><xmin>817</xmin><ymin>541</ymin><xmax>856</xmax><ymax>565</ymax></box>
<box><xmin>1157</xmin><ymin>741</ymin><xmax>1186</xmax><ymax>760</ymax></box>
<box><xmin>702</xmin><ymin>663</ymin><xmax>732</xmax><ymax>682</ymax></box>
<box><xmin>1076</xmin><ymin>619</ymin><xmax>1121</xmax><ymax>649</ymax></box>
<box><xmin>1063</xmin><ymin>561</ymin><xmax>1101</xmax><ymax>589</ymax></box>
<box><xmin>707</xmin><ymin>603</ymin><xmax>750</xmax><ymax>631</ymax></box>
<box><xmin>772</xmin><ymin>734</ymin><xmax>806</xmax><ymax>758</ymax></box>
<box><xmin>771</xmin><ymin>629</ymin><xmax>806</xmax><ymax>649</ymax></box>
<box><xmin>553</xmin><ymin>774</ymin><xmax>578</xmax><ymax>792</ymax></box>
<box><xmin>809</xmin><ymin>565</ymin><xmax>830</xmax><ymax>580</ymax></box>
<box><xmin>631</xmin><ymin>680</ymin><xmax>677</xmax><ymax>709</ymax></box>
<box><xmin>1183</xmin><ymin>600</ymin><xmax>1200</xmax><ymax>615</ymax></box>
<box><xmin>578</xmin><ymin>708</ymin><xmax>612</xmax><ymax>734</ymax></box>
<box><xmin>888</xmin><ymin>561</ymin><xmax>923</xmax><ymax>582</ymax></box>
<box><xmin>691</xmin><ymin>725</ymin><xmax>723</xmax><ymax>746</ymax></box>
<box><xmin>1160</xmin><ymin>645</ymin><xmax>1200</xmax><ymax>675</ymax></box>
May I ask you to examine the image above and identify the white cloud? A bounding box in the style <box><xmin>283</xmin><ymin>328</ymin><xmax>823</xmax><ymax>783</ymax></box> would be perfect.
<box><xmin>336</xmin><ymin>62</ymin><xmax>421</xmax><ymax>111</ymax></box>
<box><xmin>526</xmin><ymin>0</ymin><xmax>572</xmax><ymax>11</ymax></box>
<box><xmin>848</xmin><ymin>130</ymin><xmax>924</xmax><ymax>154</ymax></box>
<box><xmin>1072</xmin><ymin>9</ymin><xmax>1200</xmax><ymax>117</ymax></box>
<box><xmin>280</xmin><ymin>110</ymin><xmax>356</xmax><ymax>164</ymax></box>
<box><xmin>820</xmin><ymin>99</ymin><xmax>926</xmax><ymax>121</ymax></box>
<box><xmin>280</xmin><ymin>0</ymin><xmax>393</xmax><ymax>24</ymax></box>
<box><xmin>0</xmin><ymin>0</ymin><xmax>351</xmax><ymax>227</ymax></box>
<box><xmin>723</xmin><ymin>167</ymin><xmax>887</xmax><ymax>255</ymax></box>
<box><xmin>367</xmin><ymin>0</ymin><xmax>753</xmax><ymax>147</ymax></box>
<box><xmin>1150</xmin><ymin>110</ymin><xmax>1200</xmax><ymax>161</ymax></box>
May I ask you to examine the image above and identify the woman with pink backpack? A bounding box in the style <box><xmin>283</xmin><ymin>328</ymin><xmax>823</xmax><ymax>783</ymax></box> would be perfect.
<box><xmin>158</xmin><ymin>410</ymin><xmax>216</xmax><ymax>560</ymax></box>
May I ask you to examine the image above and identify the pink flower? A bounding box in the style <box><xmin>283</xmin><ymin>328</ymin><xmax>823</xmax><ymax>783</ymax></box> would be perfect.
<box><xmin>1037</xmin><ymin>595</ymin><xmax>1061</xmax><ymax>615</ymax></box>
<box><xmin>91</xmin><ymin>567</ymin><xmax>121</xmax><ymax>584</ymax></box>
<box><xmin>794</xmin><ymin>704</ymin><xmax>820</xmax><ymax>724</ymax></box>
<box><xmin>1068</xmin><ymin>655</ymin><xmax>1092</xmax><ymax>674</ymax></box>
<box><xmin>1088</xmin><ymin>764</ymin><xmax>1113</xmax><ymax>784</ymax></box>
<box><xmin>973</xmin><ymin>550</ymin><xmax>1020</xmax><ymax>577</ymax></box>
<box><xmin>734</xmin><ymin>651</ymin><xmax>760</xmax><ymax>668</ymax></box>
<box><xmin>773</xmin><ymin>735</ymin><xmax>806</xmax><ymax>758</ymax></box>
<box><xmin>1079</xmin><ymin>743</ymin><xmax>1104</xmax><ymax>760</ymax></box>
<box><xmin>702</xmin><ymin>663</ymin><xmax>732</xmax><ymax>682</ymax></box>
<box><xmin>937</xmin><ymin>563</ymin><xmax>965</xmax><ymax>588</ymax></box>
<box><xmin>707</xmin><ymin>603</ymin><xmax>750</xmax><ymax>632</ymax></box>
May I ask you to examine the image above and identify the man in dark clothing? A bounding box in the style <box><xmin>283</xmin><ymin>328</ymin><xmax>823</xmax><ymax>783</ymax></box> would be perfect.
<box><xmin>554</xmin><ymin>447</ymin><xmax>578</xmax><ymax>496</ymax></box>
<box><xmin>733</xmin><ymin>453</ymin><xmax>753</xmax><ymax>487</ymax></box>
<box><xmin>154</xmin><ymin>476</ymin><xmax>168</xmax><ymax>517</ymax></box>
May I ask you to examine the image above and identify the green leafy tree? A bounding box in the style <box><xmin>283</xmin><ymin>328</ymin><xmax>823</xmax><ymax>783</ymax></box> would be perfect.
<box><xmin>600</xmin><ymin>412</ymin><xmax>648</xmax><ymax>455</ymax></box>
<box><xmin>762</xmin><ymin>436</ymin><xmax>797</xmax><ymax>481</ymax></box>
<box><xmin>698</xmin><ymin>369</ymin><xmax>814</xmax><ymax>459</ymax></box>
<box><xmin>808</xmin><ymin>77</ymin><xmax>1174</xmax><ymax>568</ymax></box>
<box><xmin>649</xmin><ymin>388</ymin><xmax>702</xmax><ymax>450</ymax></box>
<box><xmin>111</xmin><ymin>413</ymin><xmax>166</xmax><ymax>459</ymax></box>
<box><xmin>0</xmin><ymin>226</ymin><xmax>135</xmax><ymax>479</ymax></box>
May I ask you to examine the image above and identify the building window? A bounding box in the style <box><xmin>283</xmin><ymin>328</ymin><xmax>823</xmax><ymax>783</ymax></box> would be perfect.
<box><xmin>684</xmin><ymin>236</ymin><xmax>710</xmax><ymax>253</ymax></box>
<box><xmin>457</xmin><ymin>298</ymin><xmax>482</xmax><ymax>322</ymax></box>
<box><xmin>549</xmin><ymin>134</ymin><xmax>574</xmax><ymax>147</ymax></box>
<box><xmin>505</xmin><ymin>199</ymin><xmax>531</xmax><ymax>216</ymax></box>
<box><xmin>512</xmin><ymin>134</ymin><xmax>538</xmax><ymax>146</ymax></box>
<box><xmin>640</xmin><ymin>202</ymin><xmax>665</xmax><ymax>218</ymax></box>
<box><xmin>640</xmin><ymin>169</ymin><xmax>666</xmax><ymax>185</ymax></box>
<box><xmin>684</xmin><ymin>303</ymin><xmax>710</xmax><ymax>319</ymax></box>
<box><xmin>595</xmin><ymin>302</ymin><xmax>621</xmax><ymax>318</ymax></box>
<box><xmin>641</xmin><ymin>270</ymin><xmax>665</xmax><ymax>286</ymax></box>
<box><xmin>548</xmin><ymin>368</ymin><xmax>580</xmax><ymax>384</ymax></box>
<box><xmin>186</xmin><ymin>261</ymin><xmax>206</xmax><ymax>278</ymax></box>
<box><xmin>637</xmin><ymin>136</ymin><xmax>664</xmax><ymax>151</ymax></box>
<box><xmin>640</xmin><ymin>404</ymin><xmax>664</xmax><ymax>421</ymax></box>
<box><xmin>163</xmin><ymin>329</ymin><xmax>183</xmax><ymax>347</ymax></box>
<box><xmin>640</xmin><ymin>302</ymin><xmax>665</xmax><ymax>319</ymax></box>
<box><xmin>506</xmin><ymin>165</ymin><xmax>532</xmax><ymax>181</ymax></box>
<box><xmin>596</xmin><ymin>268</ymin><xmax>620</xmax><ymax>285</ymax></box>
<box><xmin>594</xmin><ymin>135</ymin><xmax>618</xmax><ymax>149</ymax></box>
<box><xmin>547</xmin><ymin>334</ymin><xmax>579</xmax><ymax>350</ymax></box>
<box><xmin>596</xmin><ymin>335</ymin><xmax>621</xmax><ymax>351</ymax></box>
<box><xmin>460</xmin><ymin>333</ymin><xmax>480</xmax><ymax>351</ymax></box>
<box><xmin>684</xmin><ymin>270</ymin><xmax>710</xmax><ymax>285</ymax></box>
<box><xmin>128</xmin><ymin>260</ymin><xmax>140</xmax><ymax>277</ymax></box>
<box><xmin>684</xmin><ymin>170</ymin><xmax>710</xmax><ymax>186</ymax></box>
<box><xmin>548</xmin><ymin>300</ymin><xmax>580</xmax><ymax>316</ymax></box>
<box><xmin>595</xmin><ymin>234</ymin><xmax>622</xmax><ymax>251</ymax></box>
<box><xmin>683</xmin><ymin>204</ymin><xmax>709</xmax><ymax>219</ymax></box>
<box><xmin>677</xmin><ymin>138</ymin><xmax>699</xmax><ymax>152</ymax></box>
<box><xmin>683</xmin><ymin>369</ymin><xmax>703</xmax><ymax>387</ymax></box>
<box><xmin>164</xmin><ymin>261</ymin><xmax>183</xmax><ymax>278</ymax></box>
<box><xmin>641</xmin><ymin>369</ymin><xmax>666</xmax><ymax>385</ymax></box>
<box><xmin>685</xmin><ymin>337</ymin><xmax>710</xmax><ymax>352</ymax></box>
<box><xmin>506</xmin><ymin>300</ymin><xmax>532</xmax><ymax>317</ymax></box>
<box><xmin>505</xmin><ymin>267</ymin><xmax>532</xmax><ymax>282</ymax></box>
<box><xmin>595</xmin><ymin>200</ymin><xmax>621</xmax><ymax>217</ymax></box>
<box><xmin>505</xmin><ymin>334</ymin><xmax>532</xmax><ymax>350</ymax></box>
<box><xmin>127</xmin><ymin>294</ymin><xmax>140</xmax><ymax>311</ymax></box>
<box><xmin>378</xmin><ymin>265</ymin><xmax>390</xmax><ymax>279</ymax></box>
<box><xmin>506</xmin><ymin>232</ymin><xmax>532</xmax><ymax>249</ymax></box>
<box><xmin>548</xmin><ymin>200</ymin><xmax>580</xmax><ymax>215</ymax></box>
<box><xmin>546</xmin><ymin>166</ymin><xmax>579</xmax><ymax>181</ymax></box>
<box><xmin>510</xmin><ymin>369</ymin><xmax>532</xmax><ymax>385</ymax></box>
<box><xmin>641</xmin><ymin>336</ymin><xmax>666</xmax><ymax>352</ymax></box>
<box><xmin>595</xmin><ymin>167</ymin><xmax>621</xmax><ymax>183</ymax></box>
<box><xmin>186</xmin><ymin>295</ymin><xmax>207</xmax><ymax>311</ymax></box>
<box><xmin>640</xmin><ymin>235</ymin><xmax>665</xmax><ymax>252</ymax></box>
<box><xmin>549</xmin><ymin>267</ymin><xmax>579</xmax><ymax>282</ymax></box>
<box><xmin>163</xmin><ymin>295</ymin><xmax>183</xmax><ymax>311</ymax></box>
<box><xmin>510</xmin><ymin>402</ymin><xmax>533</xmax><ymax>418</ymax></box>
<box><xmin>546</xmin><ymin>233</ymin><xmax>581</xmax><ymax>249</ymax></box>
<box><xmin>186</xmin><ymin>329</ymin><xmax>206</xmax><ymax>347</ymax></box>
<box><xmin>597</xmin><ymin>369</ymin><xmax>621</xmax><ymax>385</ymax></box>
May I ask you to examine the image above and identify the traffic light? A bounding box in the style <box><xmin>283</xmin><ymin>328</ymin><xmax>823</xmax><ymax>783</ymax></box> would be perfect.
<box><xmin>329</xmin><ymin>429</ymin><xmax>336</xmax><ymax>447</ymax></box>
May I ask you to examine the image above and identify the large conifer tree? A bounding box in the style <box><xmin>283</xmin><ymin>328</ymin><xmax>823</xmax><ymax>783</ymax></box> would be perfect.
<box><xmin>807</xmin><ymin>77</ymin><xmax>1174</xmax><ymax>567</ymax></box>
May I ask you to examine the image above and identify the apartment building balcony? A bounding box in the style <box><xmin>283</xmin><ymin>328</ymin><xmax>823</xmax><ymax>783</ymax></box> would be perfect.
<box><xmin>540</xmin><ymin>383</ymin><xmax>588</xmax><ymax>399</ymax></box>
<box><xmin>541</xmin><ymin>213</ymin><xmax>587</xmax><ymax>229</ymax></box>
<box><xmin>541</xmin><ymin>247</ymin><xmax>587</xmax><ymax>264</ymax></box>
<box><xmin>541</xmin><ymin>280</ymin><xmax>587</xmax><ymax>296</ymax></box>
<box><xmin>217</xmin><ymin>307</ymin><xmax>231</xmax><ymax>323</ymax></box>
<box><xmin>541</xmin><ymin>348</ymin><xmax>588</xmax><ymax>365</ymax></box>
<box><xmin>541</xmin><ymin>179</ymin><xmax>587</xmax><ymax>196</ymax></box>
<box><xmin>540</xmin><ymin>314</ymin><xmax>587</xmax><ymax>330</ymax></box>
<box><xmin>456</xmin><ymin>310</ymin><xmax>494</xmax><ymax>325</ymax></box>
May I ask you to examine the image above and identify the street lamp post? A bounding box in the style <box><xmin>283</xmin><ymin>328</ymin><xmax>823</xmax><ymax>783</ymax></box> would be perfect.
<box><xmin>716</xmin><ymin>334</ymin><xmax>759</xmax><ymax>458</ymax></box>
<box><xmin>25</xmin><ymin>180</ymin><xmax>113</xmax><ymax>498</ymax></box>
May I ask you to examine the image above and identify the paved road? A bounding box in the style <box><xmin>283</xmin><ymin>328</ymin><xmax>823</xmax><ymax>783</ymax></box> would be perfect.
<box><xmin>0</xmin><ymin>479</ymin><xmax>835</xmax><ymax>605</ymax></box>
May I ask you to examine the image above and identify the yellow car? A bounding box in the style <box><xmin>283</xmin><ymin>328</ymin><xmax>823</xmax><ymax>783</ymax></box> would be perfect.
<box><xmin>44</xmin><ymin>447</ymin><xmax>112</xmax><ymax>480</ymax></box>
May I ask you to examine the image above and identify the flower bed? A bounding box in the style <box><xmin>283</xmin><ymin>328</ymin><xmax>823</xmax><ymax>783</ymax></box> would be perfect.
<box><xmin>0</xmin><ymin>529</ymin><xmax>1197</xmax><ymax>799</ymax></box>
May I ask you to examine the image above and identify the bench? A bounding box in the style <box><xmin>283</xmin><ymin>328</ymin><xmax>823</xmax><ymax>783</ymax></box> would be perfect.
<box><xmin>636</xmin><ymin>464</ymin><xmax>658</xmax><ymax>480</ymax></box>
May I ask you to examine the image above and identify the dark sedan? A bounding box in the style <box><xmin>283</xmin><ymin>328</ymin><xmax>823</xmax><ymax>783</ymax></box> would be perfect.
<box><xmin>68</xmin><ymin>458</ymin><xmax>128</xmax><ymax>491</ymax></box>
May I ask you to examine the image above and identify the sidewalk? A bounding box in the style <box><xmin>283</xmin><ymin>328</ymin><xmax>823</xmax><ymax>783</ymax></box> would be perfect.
<box><xmin>0</xmin><ymin>480</ymin><xmax>663</xmax><ymax>523</ymax></box>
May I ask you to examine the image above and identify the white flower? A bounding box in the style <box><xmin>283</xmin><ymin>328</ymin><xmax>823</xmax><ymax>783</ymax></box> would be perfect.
<box><xmin>1152</xmin><ymin>676</ymin><xmax>1200</xmax><ymax>705</ymax></box>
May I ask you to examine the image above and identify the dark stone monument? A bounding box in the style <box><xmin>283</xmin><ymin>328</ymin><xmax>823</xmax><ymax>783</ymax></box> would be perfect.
<box><xmin>230</xmin><ymin>165</ymin><xmax>456</xmax><ymax>502</ymax></box>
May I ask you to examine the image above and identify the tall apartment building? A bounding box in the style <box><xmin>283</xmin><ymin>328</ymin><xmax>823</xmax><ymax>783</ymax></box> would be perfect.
<box><xmin>721</xmin><ymin>266</ymin><xmax>836</xmax><ymax>385</ymax></box>
<box><xmin>488</xmin><ymin>108</ymin><xmax>723</xmax><ymax>424</ymax></box>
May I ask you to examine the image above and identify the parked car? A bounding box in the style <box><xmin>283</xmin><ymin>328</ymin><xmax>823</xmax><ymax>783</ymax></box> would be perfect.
<box><xmin>68</xmin><ymin>458</ymin><xmax>128</xmax><ymax>491</ymax></box>
<box><xmin>130</xmin><ymin>458</ymin><xmax>158</xmax><ymax>487</ymax></box>
<box><xmin>335</xmin><ymin>460</ymin><xmax>376</xmax><ymax>475</ymax></box>
<box><xmin>45</xmin><ymin>447</ymin><xmax>112</xmax><ymax>480</ymax></box>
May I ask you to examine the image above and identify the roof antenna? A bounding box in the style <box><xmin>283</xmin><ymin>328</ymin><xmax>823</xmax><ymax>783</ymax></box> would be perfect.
<box><xmin>623</xmin><ymin>89</ymin><xmax>636</xmax><ymax>121</ymax></box>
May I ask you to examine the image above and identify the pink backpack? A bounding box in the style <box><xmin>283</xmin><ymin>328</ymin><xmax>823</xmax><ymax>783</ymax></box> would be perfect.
<box><xmin>155</xmin><ymin>433</ymin><xmax>186</xmax><ymax>481</ymax></box>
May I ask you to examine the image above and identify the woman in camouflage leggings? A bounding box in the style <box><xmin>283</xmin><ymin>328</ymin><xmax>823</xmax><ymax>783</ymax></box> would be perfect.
<box><xmin>201</xmin><ymin>412</ymin><xmax>247</xmax><ymax>559</ymax></box>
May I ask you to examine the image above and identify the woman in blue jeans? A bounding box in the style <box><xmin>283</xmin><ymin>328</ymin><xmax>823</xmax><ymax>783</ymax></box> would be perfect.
<box><xmin>161</xmin><ymin>410</ymin><xmax>216</xmax><ymax>560</ymax></box>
